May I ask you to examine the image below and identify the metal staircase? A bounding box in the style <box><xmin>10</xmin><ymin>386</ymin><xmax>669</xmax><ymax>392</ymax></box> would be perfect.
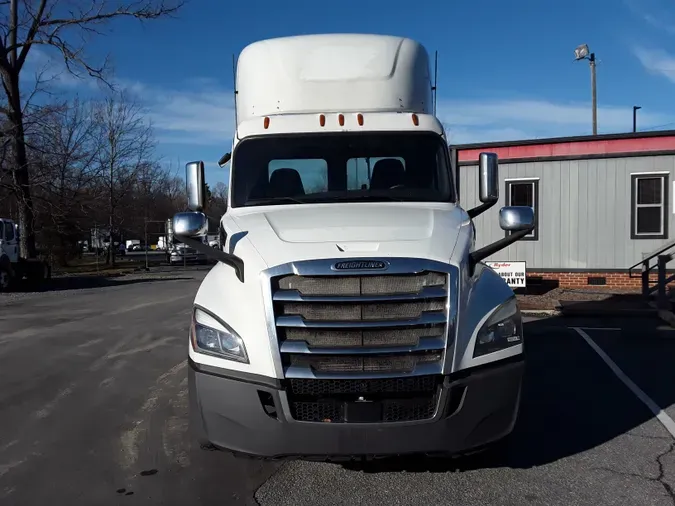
<box><xmin>628</xmin><ymin>240</ymin><xmax>675</xmax><ymax>310</ymax></box>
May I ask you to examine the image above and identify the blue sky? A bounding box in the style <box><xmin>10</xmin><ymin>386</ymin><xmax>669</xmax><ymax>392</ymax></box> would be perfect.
<box><xmin>21</xmin><ymin>0</ymin><xmax>675</xmax><ymax>187</ymax></box>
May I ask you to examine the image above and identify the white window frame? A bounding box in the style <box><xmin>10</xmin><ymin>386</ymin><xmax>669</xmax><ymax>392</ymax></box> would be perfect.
<box><xmin>631</xmin><ymin>172</ymin><xmax>669</xmax><ymax>240</ymax></box>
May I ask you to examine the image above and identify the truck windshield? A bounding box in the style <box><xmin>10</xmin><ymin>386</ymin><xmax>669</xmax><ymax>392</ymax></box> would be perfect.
<box><xmin>230</xmin><ymin>131</ymin><xmax>455</xmax><ymax>208</ymax></box>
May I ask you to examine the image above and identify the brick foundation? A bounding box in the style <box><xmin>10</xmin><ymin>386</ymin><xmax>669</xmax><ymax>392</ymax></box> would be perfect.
<box><xmin>527</xmin><ymin>271</ymin><xmax>674</xmax><ymax>289</ymax></box>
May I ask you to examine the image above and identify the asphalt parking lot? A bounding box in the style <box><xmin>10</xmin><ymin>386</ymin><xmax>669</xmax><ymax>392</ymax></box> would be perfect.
<box><xmin>1</xmin><ymin>269</ymin><xmax>674</xmax><ymax>506</ymax></box>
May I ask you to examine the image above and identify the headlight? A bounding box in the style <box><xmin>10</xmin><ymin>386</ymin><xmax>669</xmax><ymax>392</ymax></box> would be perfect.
<box><xmin>473</xmin><ymin>296</ymin><xmax>523</xmax><ymax>358</ymax></box>
<box><xmin>191</xmin><ymin>308</ymin><xmax>249</xmax><ymax>363</ymax></box>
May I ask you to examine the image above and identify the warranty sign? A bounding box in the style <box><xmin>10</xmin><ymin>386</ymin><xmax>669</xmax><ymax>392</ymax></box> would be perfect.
<box><xmin>486</xmin><ymin>261</ymin><xmax>527</xmax><ymax>288</ymax></box>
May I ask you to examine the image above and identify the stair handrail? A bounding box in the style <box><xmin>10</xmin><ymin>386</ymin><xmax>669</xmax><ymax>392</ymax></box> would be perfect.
<box><xmin>628</xmin><ymin>239</ymin><xmax>675</xmax><ymax>273</ymax></box>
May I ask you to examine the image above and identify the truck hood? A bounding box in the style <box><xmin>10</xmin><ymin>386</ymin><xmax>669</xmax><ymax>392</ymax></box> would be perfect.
<box><xmin>228</xmin><ymin>202</ymin><xmax>471</xmax><ymax>267</ymax></box>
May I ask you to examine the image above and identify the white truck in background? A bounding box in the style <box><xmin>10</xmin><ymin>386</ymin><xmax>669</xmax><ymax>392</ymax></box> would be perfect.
<box><xmin>173</xmin><ymin>33</ymin><xmax>535</xmax><ymax>460</ymax></box>
<box><xmin>0</xmin><ymin>217</ymin><xmax>51</xmax><ymax>291</ymax></box>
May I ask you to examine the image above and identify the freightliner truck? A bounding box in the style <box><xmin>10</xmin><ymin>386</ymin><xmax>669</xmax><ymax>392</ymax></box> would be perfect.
<box><xmin>173</xmin><ymin>33</ymin><xmax>535</xmax><ymax>460</ymax></box>
<box><xmin>0</xmin><ymin>217</ymin><xmax>51</xmax><ymax>291</ymax></box>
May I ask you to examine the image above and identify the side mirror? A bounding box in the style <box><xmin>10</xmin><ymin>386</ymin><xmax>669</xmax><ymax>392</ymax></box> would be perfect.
<box><xmin>186</xmin><ymin>161</ymin><xmax>206</xmax><ymax>212</ymax></box>
<box><xmin>478</xmin><ymin>152</ymin><xmax>499</xmax><ymax>204</ymax></box>
<box><xmin>499</xmin><ymin>206</ymin><xmax>535</xmax><ymax>232</ymax></box>
<box><xmin>173</xmin><ymin>211</ymin><xmax>208</xmax><ymax>238</ymax></box>
<box><xmin>172</xmin><ymin>210</ymin><xmax>246</xmax><ymax>283</ymax></box>
<box><xmin>467</xmin><ymin>152</ymin><xmax>499</xmax><ymax>219</ymax></box>
<box><xmin>470</xmin><ymin>205</ymin><xmax>536</xmax><ymax>267</ymax></box>
<box><xmin>218</xmin><ymin>152</ymin><xmax>231</xmax><ymax>168</ymax></box>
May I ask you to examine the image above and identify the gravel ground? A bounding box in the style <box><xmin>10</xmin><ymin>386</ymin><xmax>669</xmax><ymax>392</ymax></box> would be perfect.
<box><xmin>517</xmin><ymin>287</ymin><xmax>645</xmax><ymax>310</ymax></box>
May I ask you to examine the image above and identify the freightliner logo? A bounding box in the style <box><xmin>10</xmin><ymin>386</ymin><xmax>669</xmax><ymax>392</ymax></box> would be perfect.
<box><xmin>333</xmin><ymin>260</ymin><xmax>388</xmax><ymax>271</ymax></box>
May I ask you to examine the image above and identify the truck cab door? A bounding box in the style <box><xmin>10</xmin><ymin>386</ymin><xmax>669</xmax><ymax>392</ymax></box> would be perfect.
<box><xmin>1</xmin><ymin>220</ymin><xmax>19</xmax><ymax>263</ymax></box>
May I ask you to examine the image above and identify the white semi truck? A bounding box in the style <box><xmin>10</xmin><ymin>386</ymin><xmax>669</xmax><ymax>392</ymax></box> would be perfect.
<box><xmin>173</xmin><ymin>34</ymin><xmax>535</xmax><ymax>460</ymax></box>
<box><xmin>0</xmin><ymin>217</ymin><xmax>51</xmax><ymax>291</ymax></box>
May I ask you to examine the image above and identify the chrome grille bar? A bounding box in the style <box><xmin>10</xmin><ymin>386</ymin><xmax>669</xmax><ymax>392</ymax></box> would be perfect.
<box><xmin>280</xmin><ymin>336</ymin><xmax>446</xmax><ymax>354</ymax></box>
<box><xmin>284</xmin><ymin>361</ymin><xmax>443</xmax><ymax>380</ymax></box>
<box><xmin>272</xmin><ymin>285</ymin><xmax>447</xmax><ymax>303</ymax></box>
<box><xmin>276</xmin><ymin>312</ymin><xmax>447</xmax><ymax>328</ymax></box>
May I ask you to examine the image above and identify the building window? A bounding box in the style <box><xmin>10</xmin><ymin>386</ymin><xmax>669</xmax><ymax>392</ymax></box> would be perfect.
<box><xmin>505</xmin><ymin>179</ymin><xmax>538</xmax><ymax>241</ymax></box>
<box><xmin>631</xmin><ymin>173</ymin><xmax>669</xmax><ymax>240</ymax></box>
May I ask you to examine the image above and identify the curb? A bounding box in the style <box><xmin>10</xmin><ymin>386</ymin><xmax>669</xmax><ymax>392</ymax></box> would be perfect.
<box><xmin>521</xmin><ymin>307</ymin><xmax>658</xmax><ymax>317</ymax></box>
<box><xmin>557</xmin><ymin>308</ymin><xmax>658</xmax><ymax>317</ymax></box>
<box><xmin>521</xmin><ymin>309</ymin><xmax>561</xmax><ymax>317</ymax></box>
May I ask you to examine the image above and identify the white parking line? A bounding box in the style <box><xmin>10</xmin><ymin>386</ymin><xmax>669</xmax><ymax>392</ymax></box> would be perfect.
<box><xmin>572</xmin><ymin>327</ymin><xmax>675</xmax><ymax>440</ymax></box>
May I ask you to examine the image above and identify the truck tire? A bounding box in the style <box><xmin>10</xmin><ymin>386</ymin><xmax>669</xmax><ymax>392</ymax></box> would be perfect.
<box><xmin>0</xmin><ymin>257</ymin><xmax>12</xmax><ymax>292</ymax></box>
<box><xmin>21</xmin><ymin>260</ymin><xmax>50</xmax><ymax>289</ymax></box>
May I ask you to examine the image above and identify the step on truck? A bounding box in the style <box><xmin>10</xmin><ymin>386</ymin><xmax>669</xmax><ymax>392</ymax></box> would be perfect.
<box><xmin>173</xmin><ymin>33</ymin><xmax>535</xmax><ymax>460</ymax></box>
<box><xmin>0</xmin><ymin>217</ymin><xmax>51</xmax><ymax>291</ymax></box>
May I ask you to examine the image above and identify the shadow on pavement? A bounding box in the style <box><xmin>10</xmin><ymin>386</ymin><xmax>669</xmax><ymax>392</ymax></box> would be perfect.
<box><xmin>11</xmin><ymin>275</ymin><xmax>197</xmax><ymax>292</ymax></box>
<box><xmin>341</xmin><ymin>307</ymin><xmax>675</xmax><ymax>474</ymax></box>
<box><xmin>556</xmin><ymin>292</ymin><xmax>656</xmax><ymax>316</ymax></box>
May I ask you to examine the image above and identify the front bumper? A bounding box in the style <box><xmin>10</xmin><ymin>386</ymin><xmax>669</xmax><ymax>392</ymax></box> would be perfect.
<box><xmin>188</xmin><ymin>356</ymin><xmax>524</xmax><ymax>459</ymax></box>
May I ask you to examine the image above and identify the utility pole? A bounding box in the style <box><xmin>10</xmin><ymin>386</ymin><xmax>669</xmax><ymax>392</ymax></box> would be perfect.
<box><xmin>109</xmin><ymin>159</ymin><xmax>115</xmax><ymax>267</ymax></box>
<box><xmin>144</xmin><ymin>219</ymin><xmax>149</xmax><ymax>271</ymax></box>
<box><xmin>574</xmin><ymin>44</ymin><xmax>598</xmax><ymax>135</ymax></box>
<box><xmin>633</xmin><ymin>106</ymin><xmax>641</xmax><ymax>133</ymax></box>
<box><xmin>590</xmin><ymin>52</ymin><xmax>597</xmax><ymax>135</ymax></box>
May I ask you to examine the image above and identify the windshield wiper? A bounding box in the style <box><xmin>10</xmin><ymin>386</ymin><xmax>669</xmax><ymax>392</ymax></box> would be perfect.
<box><xmin>245</xmin><ymin>196</ymin><xmax>308</xmax><ymax>206</ymax></box>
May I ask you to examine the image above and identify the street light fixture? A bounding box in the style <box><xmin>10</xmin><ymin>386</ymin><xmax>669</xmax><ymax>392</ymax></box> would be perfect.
<box><xmin>574</xmin><ymin>43</ymin><xmax>597</xmax><ymax>135</ymax></box>
<box><xmin>633</xmin><ymin>106</ymin><xmax>641</xmax><ymax>133</ymax></box>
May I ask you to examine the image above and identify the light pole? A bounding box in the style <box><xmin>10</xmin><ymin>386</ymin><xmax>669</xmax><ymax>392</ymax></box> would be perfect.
<box><xmin>574</xmin><ymin>44</ymin><xmax>597</xmax><ymax>135</ymax></box>
<box><xmin>633</xmin><ymin>106</ymin><xmax>641</xmax><ymax>133</ymax></box>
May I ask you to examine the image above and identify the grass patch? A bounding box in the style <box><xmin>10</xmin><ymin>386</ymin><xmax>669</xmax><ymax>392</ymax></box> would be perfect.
<box><xmin>53</xmin><ymin>256</ymin><xmax>161</xmax><ymax>276</ymax></box>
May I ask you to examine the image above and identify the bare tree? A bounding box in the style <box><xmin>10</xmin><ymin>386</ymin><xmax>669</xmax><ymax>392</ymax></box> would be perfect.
<box><xmin>93</xmin><ymin>89</ymin><xmax>155</xmax><ymax>266</ymax></box>
<box><xmin>209</xmin><ymin>180</ymin><xmax>228</xmax><ymax>217</ymax></box>
<box><xmin>212</xmin><ymin>181</ymin><xmax>228</xmax><ymax>202</ymax></box>
<box><xmin>28</xmin><ymin>96</ymin><xmax>101</xmax><ymax>263</ymax></box>
<box><xmin>0</xmin><ymin>0</ymin><xmax>183</xmax><ymax>259</ymax></box>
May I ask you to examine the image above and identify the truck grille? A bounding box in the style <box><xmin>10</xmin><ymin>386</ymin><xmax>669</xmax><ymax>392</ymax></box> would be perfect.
<box><xmin>286</xmin><ymin>376</ymin><xmax>442</xmax><ymax>423</ymax></box>
<box><xmin>270</xmin><ymin>266</ymin><xmax>452</xmax><ymax>424</ymax></box>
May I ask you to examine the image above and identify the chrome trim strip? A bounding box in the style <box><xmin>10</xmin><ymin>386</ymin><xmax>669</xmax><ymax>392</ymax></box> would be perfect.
<box><xmin>276</xmin><ymin>312</ymin><xmax>447</xmax><ymax>328</ymax></box>
<box><xmin>272</xmin><ymin>286</ymin><xmax>448</xmax><ymax>303</ymax></box>
<box><xmin>260</xmin><ymin>269</ymin><xmax>285</xmax><ymax>378</ymax></box>
<box><xmin>261</xmin><ymin>257</ymin><xmax>460</xmax><ymax>379</ymax></box>
<box><xmin>279</xmin><ymin>336</ymin><xmax>446</xmax><ymax>355</ymax></box>
<box><xmin>274</xmin><ymin>257</ymin><xmax>449</xmax><ymax>277</ymax></box>
<box><xmin>283</xmin><ymin>361</ymin><xmax>443</xmax><ymax>379</ymax></box>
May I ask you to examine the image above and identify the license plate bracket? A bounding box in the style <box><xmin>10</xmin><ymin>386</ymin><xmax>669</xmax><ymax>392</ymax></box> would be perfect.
<box><xmin>344</xmin><ymin>401</ymin><xmax>382</xmax><ymax>423</ymax></box>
